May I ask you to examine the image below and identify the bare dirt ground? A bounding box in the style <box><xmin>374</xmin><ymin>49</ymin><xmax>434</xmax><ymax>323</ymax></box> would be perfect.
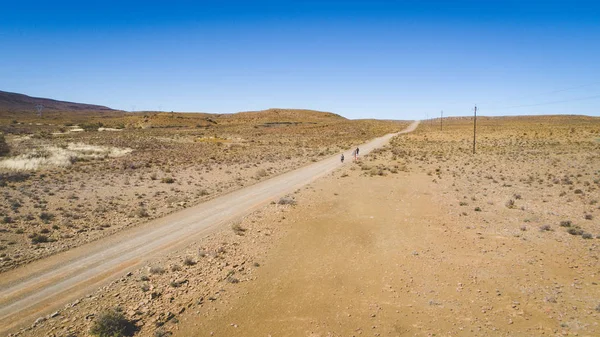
<box><xmin>173</xmin><ymin>115</ymin><xmax>599</xmax><ymax>337</ymax></box>
<box><xmin>4</xmin><ymin>115</ymin><xmax>600</xmax><ymax>337</ymax></box>
<box><xmin>0</xmin><ymin>121</ymin><xmax>417</xmax><ymax>336</ymax></box>
<box><xmin>0</xmin><ymin>110</ymin><xmax>406</xmax><ymax>273</ymax></box>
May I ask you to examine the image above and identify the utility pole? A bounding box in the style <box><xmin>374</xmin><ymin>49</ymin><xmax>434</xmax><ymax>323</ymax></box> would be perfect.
<box><xmin>473</xmin><ymin>105</ymin><xmax>477</xmax><ymax>154</ymax></box>
<box><xmin>440</xmin><ymin>110</ymin><xmax>443</xmax><ymax>131</ymax></box>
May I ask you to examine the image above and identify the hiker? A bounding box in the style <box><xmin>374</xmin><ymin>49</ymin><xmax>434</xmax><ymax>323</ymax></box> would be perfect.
<box><xmin>356</xmin><ymin>147</ymin><xmax>359</xmax><ymax>156</ymax></box>
<box><xmin>341</xmin><ymin>154</ymin><xmax>344</xmax><ymax>163</ymax></box>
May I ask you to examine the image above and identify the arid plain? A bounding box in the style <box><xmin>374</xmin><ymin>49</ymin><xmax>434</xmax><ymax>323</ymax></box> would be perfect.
<box><xmin>1</xmin><ymin>110</ymin><xmax>599</xmax><ymax>337</ymax></box>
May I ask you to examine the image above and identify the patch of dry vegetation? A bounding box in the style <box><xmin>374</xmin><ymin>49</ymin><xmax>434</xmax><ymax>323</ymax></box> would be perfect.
<box><xmin>386</xmin><ymin>115</ymin><xmax>599</xmax><ymax>240</ymax></box>
<box><xmin>0</xmin><ymin>109</ymin><xmax>408</xmax><ymax>272</ymax></box>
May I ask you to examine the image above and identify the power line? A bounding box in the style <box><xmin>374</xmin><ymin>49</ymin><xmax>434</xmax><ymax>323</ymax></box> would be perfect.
<box><xmin>484</xmin><ymin>81</ymin><xmax>600</xmax><ymax>106</ymax></box>
<box><xmin>493</xmin><ymin>93</ymin><xmax>600</xmax><ymax>110</ymax></box>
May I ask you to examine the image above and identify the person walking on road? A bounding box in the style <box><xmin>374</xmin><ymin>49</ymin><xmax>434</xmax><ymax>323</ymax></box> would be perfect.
<box><xmin>340</xmin><ymin>153</ymin><xmax>344</xmax><ymax>163</ymax></box>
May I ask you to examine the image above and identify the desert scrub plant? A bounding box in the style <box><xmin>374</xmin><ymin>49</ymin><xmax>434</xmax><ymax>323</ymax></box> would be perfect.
<box><xmin>539</xmin><ymin>225</ymin><xmax>552</xmax><ymax>232</ymax></box>
<box><xmin>135</xmin><ymin>207</ymin><xmax>149</xmax><ymax>218</ymax></box>
<box><xmin>81</xmin><ymin>122</ymin><xmax>103</xmax><ymax>132</ymax></box>
<box><xmin>161</xmin><ymin>177</ymin><xmax>175</xmax><ymax>184</ymax></box>
<box><xmin>0</xmin><ymin>133</ymin><xmax>9</xmax><ymax>156</ymax></box>
<box><xmin>232</xmin><ymin>222</ymin><xmax>246</xmax><ymax>236</ymax></box>
<box><xmin>149</xmin><ymin>266</ymin><xmax>165</xmax><ymax>275</ymax></box>
<box><xmin>255</xmin><ymin>169</ymin><xmax>268</xmax><ymax>178</ymax></box>
<box><xmin>582</xmin><ymin>232</ymin><xmax>593</xmax><ymax>239</ymax></box>
<box><xmin>90</xmin><ymin>307</ymin><xmax>137</xmax><ymax>337</ymax></box>
<box><xmin>183</xmin><ymin>256</ymin><xmax>196</xmax><ymax>266</ymax></box>
<box><xmin>567</xmin><ymin>228</ymin><xmax>584</xmax><ymax>236</ymax></box>
<box><xmin>559</xmin><ymin>220</ymin><xmax>572</xmax><ymax>227</ymax></box>
<box><xmin>154</xmin><ymin>328</ymin><xmax>172</xmax><ymax>337</ymax></box>
<box><xmin>39</xmin><ymin>212</ymin><xmax>55</xmax><ymax>223</ymax></box>
<box><xmin>584</xmin><ymin>214</ymin><xmax>593</xmax><ymax>220</ymax></box>
<box><xmin>278</xmin><ymin>196</ymin><xmax>296</xmax><ymax>205</ymax></box>
<box><xmin>29</xmin><ymin>233</ymin><xmax>52</xmax><ymax>244</ymax></box>
<box><xmin>505</xmin><ymin>199</ymin><xmax>516</xmax><ymax>209</ymax></box>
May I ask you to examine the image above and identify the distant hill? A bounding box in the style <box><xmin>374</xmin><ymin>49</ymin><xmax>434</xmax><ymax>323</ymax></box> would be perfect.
<box><xmin>221</xmin><ymin>108</ymin><xmax>346</xmax><ymax>122</ymax></box>
<box><xmin>0</xmin><ymin>90</ymin><xmax>116</xmax><ymax>115</ymax></box>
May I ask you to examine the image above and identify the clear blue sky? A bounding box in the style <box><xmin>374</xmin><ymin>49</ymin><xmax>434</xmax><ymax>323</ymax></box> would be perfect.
<box><xmin>1</xmin><ymin>0</ymin><xmax>599</xmax><ymax>119</ymax></box>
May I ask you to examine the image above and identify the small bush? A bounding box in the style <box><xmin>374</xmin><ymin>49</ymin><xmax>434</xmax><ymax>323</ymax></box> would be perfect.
<box><xmin>0</xmin><ymin>134</ymin><xmax>9</xmax><ymax>157</ymax></box>
<box><xmin>30</xmin><ymin>233</ymin><xmax>50</xmax><ymax>244</ymax></box>
<box><xmin>582</xmin><ymin>232</ymin><xmax>593</xmax><ymax>239</ymax></box>
<box><xmin>154</xmin><ymin>328</ymin><xmax>172</xmax><ymax>337</ymax></box>
<box><xmin>505</xmin><ymin>199</ymin><xmax>515</xmax><ymax>209</ymax></box>
<box><xmin>90</xmin><ymin>308</ymin><xmax>136</xmax><ymax>337</ymax></box>
<box><xmin>559</xmin><ymin>220</ymin><xmax>572</xmax><ymax>227</ymax></box>
<box><xmin>183</xmin><ymin>256</ymin><xmax>196</xmax><ymax>266</ymax></box>
<box><xmin>255</xmin><ymin>169</ymin><xmax>268</xmax><ymax>178</ymax></box>
<box><xmin>149</xmin><ymin>266</ymin><xmax>165</xmax><ymax>275</ymax></box>
<box><xmin>474</xmin><ymin>207</ymin><xmax>482</xmax><ymax>212</ymax></box>
<box><xmin>539</xmin><ymin>225</ymin><xmax>552</xmax><ymax>232</ymax></box>
<box><xmin>135</xmin><ymin>207</ymin><xmax>149</xmax><ymax>218</ymax></box>
<box><xmin>170</xmin><ymin>264</ymin><xmax>181</xmax><ymax>272</ymax></box>
<box><xmin>232</xmin><ymin>222</ymin><xmax>246</xmax><ymax>235</ymax></box>
<box><xmin>584</xmin><ymin>214</ymin><xmax>593</xmax><ymax>220</ymax></box>
<box><xmin>81</xmin><ymin>122</ymin><xmax>103</xmax><ymax>132</ymax></box>
<box><xmin>161</xmin><ymin>177</ymin><xmax>175</xmax><ymax>184</ymax></box>
<box><xmin>567</xmin><ymin>228</ymin><xmax>584</xmax><ymax>236</ymax></box>
<box><xmin>278</xmin><ymin>196</ymin><xmax>296</xmax><ymax>205</ymax></box>
<box><xmin>39</xmin><ymin>212</ymin><xmax>55</xmax><ymax>223</ymax></box>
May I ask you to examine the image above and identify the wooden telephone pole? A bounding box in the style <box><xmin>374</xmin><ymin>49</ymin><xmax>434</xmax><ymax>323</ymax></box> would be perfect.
<box><xmin>473</xmin><ymin>105</ymin><xmax>477</xmax><ymax>154</ymax></box>
<box><xmin>440</xmin><ymin>110</ymin><xmax>443</xmax><ymax>131</ymax></box>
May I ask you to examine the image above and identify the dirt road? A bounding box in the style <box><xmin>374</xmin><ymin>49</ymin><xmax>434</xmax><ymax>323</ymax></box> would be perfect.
<box><xmin>0</xmin><ymin>121</ymin><xmax>419</xmax><ymax>335</ymax></box>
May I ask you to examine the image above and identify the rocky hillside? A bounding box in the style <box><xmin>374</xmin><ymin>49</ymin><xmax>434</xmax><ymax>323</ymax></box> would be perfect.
<box><xmin>0</xmin><ymin>90</ymin><xmax>116</xmax><ymax>115</ymax></box>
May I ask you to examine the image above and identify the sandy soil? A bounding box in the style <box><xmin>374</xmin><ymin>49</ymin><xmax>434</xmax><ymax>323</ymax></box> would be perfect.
<box><xmin>0</xmin><ymin>110</ymin><xmax>407</xmax><ymax>273</ymax></box>
<box><xmin>6</xmin><ymin>116</ymin><xmax>599</xmax><ymax>337</ymax></box>
<box><xmin>172</xmin><ymin>116</ymin><xmax>600</xmax><ymax>337</ymax></box>
<box><xmin>0</xmin><ymin>122</ymin><xmax>418</xmax><ymax>336</ymax></box>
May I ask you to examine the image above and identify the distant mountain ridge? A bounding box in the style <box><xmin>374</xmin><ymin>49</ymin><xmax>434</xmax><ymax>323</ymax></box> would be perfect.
<box><xmin>0</xmin><ymin>90</ymin><xmax>115</xmax><ymax>113</ymax></box>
